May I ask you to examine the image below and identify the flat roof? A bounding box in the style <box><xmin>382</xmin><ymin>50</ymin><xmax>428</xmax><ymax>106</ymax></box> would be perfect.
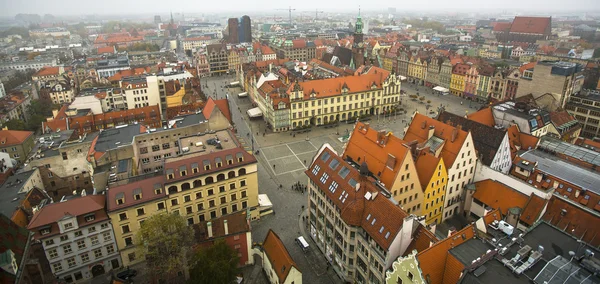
<box><xmin>178</xmin><ymin>130</ymin><xmax>237</xmax><ymax>155</ymax></box>
<box><xmin>520</xmin><ymin>149</ymin><xmax>600</xmax><ymax>194</ymax></box>
<box><xmin>169</xmin><ymin>112</ymin><xmax>207</xmax><ymax>128</ymax></box>
<box><xmin>538</xmin><ymin>136</ymin><xmax>600</xmax><ymax>167</ymax></box>
<box><xmin>94</xmin><ymin>124</ymin><xmax>142</xmax><ymax>152</ymax></box>
<box><xmin>449</xmin><ymin>238</ymin><xmax>495</xmax><ymax>266</ymax></box>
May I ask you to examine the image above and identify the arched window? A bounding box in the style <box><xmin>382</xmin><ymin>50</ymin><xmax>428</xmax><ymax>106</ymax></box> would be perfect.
<box><xmin>228</xmin><ymin>171</ymin><xmax>236</xmax><ymax>179</ymax></box>
<box><xmin>238</xmin><ymin>168</ymin><xmax>246</xmax><ymax>176</ymax></box>
<box><xmin>217</xmin><ymin>173</ymin><xmax>225</xmax><ymax>181</ymax></box>
<box><xmin>193</xmin><ymin>180</ymin><xmax>202</xmax><ymax>188</ymax></box>
<box><xmin>205</xmin><ymin>176</ymin><xmax>214</xmax><ymax>184</ymax></box>
<box><xmin>168</xmin><ymin>186</ymin><xmax>178</xmax><ymax>194</ymax></box>
<box><xmin>181</xmin><ymin>182</ymin><xmax>191</xmax><ymax>190</ymax></box>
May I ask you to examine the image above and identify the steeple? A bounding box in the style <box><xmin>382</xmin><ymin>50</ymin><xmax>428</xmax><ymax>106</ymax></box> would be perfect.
<box><xmin>353</xmin><ymin>6</ymin><xmax>364</xmax><ymax>45</ymax></box>
<box><xmin>170</xmin><ymin>11</ymin><xmax>174</xmax><ymax>24</ymax></box>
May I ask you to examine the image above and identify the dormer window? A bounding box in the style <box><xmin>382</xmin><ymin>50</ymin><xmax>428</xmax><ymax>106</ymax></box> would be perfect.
<box><xmin>215</xmin><ymin>157</ymin><xmax>222</xmax><ymax>168</ymax></box>
<box><xmin>226</xmin><ymin>155</ymin><xmax>233</xmax><ymax>165</ymax></box>
<box><xmin>85</xmin><ymin>214</ymin><xmax>95</xmax><ymax>222</ymax></box>
<box><xmin>180</xmin><ymin>166</ymin><xmax>187</xmax><ymax>177</ymax></box>
<box><xmin>203</xmin><ymin>160</ymin><xmax>211</xmax><ymax>171</ymax></box>
<box><xmin>40</xmin><ymin>228</ymin><xmax>51</xmax><ymax>235</ymax></box>
<box><xmin>116</xmin><ymin>192</ymin><xmax>125</xmax><ymax>205</ymax></box>
<box><xmin>154</xmin><ymin>183</ymin><xmax>162</xmax><ymax>195</ymax></box>
<box><xmin>236</xmin><ymin>152</ymin><xmax>243</xmax><ymax>163</ymax></box>
<box><xmin>133</xmin><ymin>188</ymin><xmax>142</xmax><ymax>200</ymax></box>
<box><xmin>166</xmin><ymin>169</ymin><xmax>174</xmax><ymax>180</ymax></box>
<box><xmin>192</xmin><ymin>162</ymin><xmax>199</xmax><ymax>173</ymax></box>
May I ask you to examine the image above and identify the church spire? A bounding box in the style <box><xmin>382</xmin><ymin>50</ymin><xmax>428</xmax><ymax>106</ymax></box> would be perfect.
<box><xmin>170</xmin><ymin>11</ymin><xmax>174</xmax><ymax>24</ymax></box>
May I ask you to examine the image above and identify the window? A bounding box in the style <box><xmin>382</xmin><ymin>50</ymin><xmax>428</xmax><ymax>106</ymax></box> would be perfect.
<box><xmin>128</xmin><ymin>253</ymin><xmax>136</xmax><ymax>262</ymax></box>
<box><xmin>45</xmin><ymin>239</ymin><xmax>55</xmax><ymax>246</ymax></box>
<box><xmin>62</xmin><ymin>152</ymin><xmax>68</xmax><ymax>160</ymax></box>
<box><xmin>171</xmin><ymin>199</ymin><xmax>179</xmax><ymax>206</ymax></box>
<box><xmin>125</xmin><ymin>237</ymin><xmax>133</xmax><ymax>247</ymax></box>
<box><xmin>67</xmin><ymin>257</ymin><xmax>76</xmax><ymax>268</ymax></box>
<box><xmin>241</xmin><ymin>191</ymin><xmax>247</xmax><ymax>198</ymax></box>
<box><xmin>240</xmin><ymin>180</ymin><xmax>246</xmax><ymax>187</ymax></box>
<box><xmin>77</xmin><ymin>240</ymin><xmax>86</xmax><ymax>250</ymax></box>
<box><xmin>52</xmin><ymin>262</ymin><xmax>63</xmax><ymax>272</ymax></box>
<box><xmin>94</xmin><ymin>248</ymin><xmax>103</xmax><ymax>258</ymax></box>
<box><xmin>157</xmin><ymin>202</ymin><xmax>165</xmax><ymax>210</ymax></box>
<box><xmin>119</xmin><ymin>213</ymin><xmax>127</xmax><ymax>221</ymax></box>
<box><xmin>60</xmin><ymin>235</ymin><xmax>69</xmax><ymax>242</ymax></box>
<box><xmin>186</xmin><ymin>206</ymin><xmax>193</xmax><ymax>214</ymax></box>
<box><xmin>122</xmin><ymin>225</ymin><xmax>130</xmax><ymax>234</ymax></box>
<box><xmin>100</xmin><ymin>223</ymin><xmax>108</xmax><ymax>229</ymax></box>
<box><xmin>88</xmin><ymin>227</ymin><xmax>96</xmax><ymax>233</ymax></box>
<box><xmin>103</xmin><ymin>232</ymin><xmax>112</xmax><ymax>242</ymax></box>
<box><xmin>48</xmin><ymin>249</ymin><xmax>58</xmax><ymax>259</ymax></box>
<box><xmin>106</xmin><ymin>244</ymin><xmax>115</xmax><ymax>254</ymax></box>
<box><xmin>63</xmin><ymin>244</ymin><xmax>73</xmax><ymax>254</ymax></box>
<box><xmin>74</xmin><ymin>272</ymin><xmax>83</xmax><ymax>280</ymax></box>
<box><xmin>152</xmin><ymin>145</ymin><xmax>160</xmax><ymax>152</ymax></box>
<box><xmin>91</xmin><ymin>236</ymin><xmax>99</xmax><ymax>246</ymax></box>
<box><xmin>40</xmin><ymin>228</ymin><xmax>51</xmax><ymax>235</ymax></box>
<box><xmin>137</xmin><ymin>208</ymin><xmax>145</xmax><ymax>216</ymax></box>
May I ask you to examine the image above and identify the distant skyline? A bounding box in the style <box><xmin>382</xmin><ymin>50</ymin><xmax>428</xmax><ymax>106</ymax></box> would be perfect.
<box><xmin>2</xmin><ymin>0</ymin><xmax>600</xmax><ymax>18</ymax></box>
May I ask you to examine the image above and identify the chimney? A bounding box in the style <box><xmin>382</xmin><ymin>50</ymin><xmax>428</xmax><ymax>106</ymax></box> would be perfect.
<box><xmin>428</xmin><ymin>125</ymin><xmax>435</xmax><ymax>140</ymax></box>
<box><xmin>451</xmin><ymin>128</ymin><xmax>458</xmax><ymax>142</ymax></box>
<box><xmin>377</xmin><ymin>130</ymin><xmax>388</xmax><ymax>146</ymax></box>
<box><xmin>575</xmin><ymin>189</ymin><xmax>580</xmax><ymax>198</ymax></box>
<box><xmin>224</xmin><ymin>220</ymin><xmax>229</xmax><ymax>235</ymax></box>
<box><xmin>207</xmin><ymin>222</ymin><xmax>213</xmax><ymax>238</ymax></box>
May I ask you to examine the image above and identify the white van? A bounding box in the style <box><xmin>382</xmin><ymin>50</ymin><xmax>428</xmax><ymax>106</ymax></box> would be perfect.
<box><xmin>295</xmin><ymin>236</ymin><xmax>309</xmax><ymax>252</ymax></box>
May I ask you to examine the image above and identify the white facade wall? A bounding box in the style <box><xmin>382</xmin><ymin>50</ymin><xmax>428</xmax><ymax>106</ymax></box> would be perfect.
<box><xmin>442</xmin><ymin>132</ymin><xmax>477</xmax><ymax>221</ymax></box>
<box><xmin>489</xmin><ymin>133</ymin><xmax>513</xmax><ymax>174</ymax></box>
<box><xmin>42</xmin><ymin>219</ymin><xmax>121</xmax><ymax>283</ymax></box>
<box><xmin>69</xmin><ymin>96</ymin><xmax>104</xmax><ymax>114</ymax></box>
<box><xmin>124</xmin><ymin>76</ymin><xmax>161</xmax><ymax>114</ymax></box>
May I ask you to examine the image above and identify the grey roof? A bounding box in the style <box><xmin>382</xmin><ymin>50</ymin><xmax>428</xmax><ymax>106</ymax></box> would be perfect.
<box><xmin>449</xmin><ymin>238</ymin><xmax>495</xmax><ymax>266</ymax></box>
<box><xmin>520</xmin><ymin>149</ymin><xmax>600</xmax><ymax>194</ymax></box>
<box><xmin>170</xmin><ymin>112</ymin><xmax>207</xmax><ymax>128</ymax></box>
<box><xmin>538</xmin><ymin>136</ymin><xmax>600</xmax><ymax>167</ymax></box>
<box><xmin>534</xmin><ymin>255</ymin><xmax>598</xmax><ymax>284</ymax></box>
<box><xmin>94</xmin><ymin>124</ymin><xmax>141</xmax><ymax>152</ymax></box>
<box><xmin>0</xmin><ymin>170</ymin><xmax>38</xmax><ymax>218</ymax></box>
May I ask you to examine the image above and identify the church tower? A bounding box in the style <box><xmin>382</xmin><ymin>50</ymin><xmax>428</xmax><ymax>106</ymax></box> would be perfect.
<box><xmin>354</xmin><ymin>9</ymin><xmax>364</xmax><ymax>46</ymax></box>
<box><xmin>351</xmin><ymin>7</ymin><xmax>365</xmax><ymax>68</ymax></box>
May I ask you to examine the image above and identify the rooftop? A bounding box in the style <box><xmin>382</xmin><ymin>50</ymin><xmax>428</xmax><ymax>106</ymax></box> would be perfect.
<box><xmin>193</xmin><ymin>211</ymin><xmax>250</xmax><ymax>242</ymax></box>
<box><xmin>93</xmin><ymin>124</ymin><xmax>145</xmax><ymax>153</ymax></box>
<box><xmin>177</xmin><ymin>130</ymin><xmax>237</xmax><ymax>155</ymax></box>
<box><xmin>537</xmin><ymin>136</ymin><xmax>600</xmax><ymax>168</ymax></box>
<box><xmin>262</xmin><ymin>230</ymin><xmax>300</xmax><ymax>284</ymax></box>
<box><xmin>0</xmin><ymin>130</ymin><xmax>34</xmax><ymax>147</ymax></box>
<box><xmin>449</xmin><ymin>238</ymin><xmax>495</xmax><ymax>266</ymax></box>
<box><xmin>0</xmin><ymin>170</ymin><xmax>42</xmax><ymax>218</ymax></box>
<box><xmin>106</xmin><ymin>175</ymin><xmax>165</xmax><ymax>212</ymax></box>
<box><xmin>520</xmin><ymin>149</ymin><xmax>600</xmax><ymax>195</ymax></box>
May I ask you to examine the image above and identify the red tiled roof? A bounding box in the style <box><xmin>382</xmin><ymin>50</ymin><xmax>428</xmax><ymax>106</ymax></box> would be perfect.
<box><xmin>106</xmin><ymin>176</ymin><xmax>165</xmax><ymax>212</ymax></box>
<box><xmin>519</xmin><ymin>194</ymin><xmax>547</xmax><ymax>226</ymax></box>
<box><xmin>292</xmin><ymin>39</ymin><xmax>306</xmax><ymax>48</ymax></box>
<box><xmin>343</xmin><ymin>122</ymin><xmax>409</xmax><ymax>190</ymax></box>
<box><xmin>307</xmin><ymin>147</ymin><xmax>408</xmax><ymax>250</ymax></box>
<box><xmin>202</xmin><ymin>97</ymin><xmax>217</xmax><ymax>119</ymax></box>
<box><xmin>473</xmin><ymin>179</ymin><xmax>529</xmax><ymax>216</ymax></box>
<box><xmin>263</xmin><ymin>230</ymin><xmax>300</xmax><ymax>283</ymax></box>
<box><xmin>415</xmin><ymin>152</ymin><xmax>442</xmax><ymax>191</ymax></box>
<box><xmin>509</xmin><ymin>17</ymin><xmax>551</xmax><ymax>35</ymax></box>
<box><xmin>452</xmin><ymin>63</ymin><xmax>470</xmax><ymax>75</ymax></box>
<box><xmin>0</xmin><ymin>130</ymin><xmax>34</xmax><ymax>146</ymax></box>
<box><xmin>214</xmin><ymin>99</ymin><xmax>232</xmax><ymax>123</ymax></box>
<box><xmin>286</xmin><ymin>72</ymin><xmax>389</xmax><ymax>99</ymax></box>
<box><xmin>261</xmin><ymin>45</ymin><xmax>275</xmax><ymax>55</ymax></box>
<box><xmin>550</xmin><ymin>110</ymin><xmax>578</xmax><ymax>128</ymax></box>
<box><xmin>519</xmin><ymin>62</ymin><xmax>537</xmax><ymax>74</ymax></box>
<box><xmin>403</xmin><ymin>113</ymin><xmax>470</xmax><ymax>169</ymax></box>
<box><xmin>33</xmin><ymin>66</ymin><xmax>60</xmax><ymax>77</ymax></box>
<box><xmin>97</xmin><ymin>46</ymin><xmax>115</xmax><ymax>54</ymax></box>
<box><xmin>403</xmin><ymin>223</ymin><xmax>439</xmax><ymax>256</ymax></box>
<box><xmin>542</xmin><ymin>196</ymin><xmax>600</xmax><ymax>247</ymax></box>
<box><xmin>492</xmin><ymin>22</ymin><xmax>512</xmax><ymax>32</ymax></box>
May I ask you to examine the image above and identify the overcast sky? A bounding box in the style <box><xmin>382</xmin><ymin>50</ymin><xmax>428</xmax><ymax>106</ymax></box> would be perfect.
<box><xmin>2</xmin><ymin>0</ymin><xmax>599</xmax><ymax>17</ymax></box>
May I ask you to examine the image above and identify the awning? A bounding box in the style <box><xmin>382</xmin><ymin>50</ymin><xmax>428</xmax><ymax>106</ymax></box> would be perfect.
<box><xmin>258</xmin><ymin>194</ymin><xmax>273</xmax><ymax>208</ymax></box>
<box><xmin>247</xmin><ymin>107</ymin><xmax>263</xmax><ymax>118</ymax></box>
<box><xmin>238</xmin><ymin>92</ymin><xmax>248</xmax><ymax>97</ymax></box>
<box><xmin>433</xmin><ymin>86</ymin><xmax>449</xmax><ymax>93</ymax></box>
<box><xmin>399</xmin><ymin>75</ymin><xmax>407</xmax><ymax>80</ymax></box>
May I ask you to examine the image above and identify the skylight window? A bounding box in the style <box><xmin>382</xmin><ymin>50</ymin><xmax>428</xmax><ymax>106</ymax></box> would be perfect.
<box><xmin>385</xmin><ymin>232</ymin><xmax>391</xmax><ymax>239</ymax></box>
<box><xmin>371</xmin><ymin>218</ymin><xmax>376</xmax><ymax>225</ymax></box>
<box><xmin>366</xmin><ymin>214</ymin><xmax>371</xmax><ymax>221</ymax></box>
<box><xmin>348</xmin><ymin>178</ymin><xmax>357</xmax><ymax>188</ymax></box>
<box><xmin>379</xmin><ymin>226</ymin><xmax>385</xmax><ymax>233</ymax></box>
<box><xmin>339</xmin><ymin>167</ymin><xmax>350</xmax><ymax>179</ymax></box>
<box><xmin>329</xmin><ymin>159</ymin><xmax>340</xmax><ymax>170</ymax></box>
<box><xmin>321</xmin><ymin>151</ymin><xmax>331</xmax><ymax>161</ymax></box>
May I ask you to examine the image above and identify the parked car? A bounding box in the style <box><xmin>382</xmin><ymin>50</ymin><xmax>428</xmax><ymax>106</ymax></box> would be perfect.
<box><xmin>117</xmin><ymin>269</ymin><xmax>138</xmax><ymax>280</ymax></box>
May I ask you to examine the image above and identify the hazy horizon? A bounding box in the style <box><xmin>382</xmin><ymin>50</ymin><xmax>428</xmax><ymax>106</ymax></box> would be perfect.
<box><xmin>2</xmin><ymin>0</ymin><xmax>600</xmax><ymax>18</ymax></box>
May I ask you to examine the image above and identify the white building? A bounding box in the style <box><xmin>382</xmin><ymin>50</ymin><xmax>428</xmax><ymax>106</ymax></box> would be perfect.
<box><xmin>121</xmin><ymin>75</ymin><xmax>161</xmax><ymax>113</ymax></box>
<box><xmin>27</xmin><ymin>195</ymin><xmax>122</xmax><ymax>283</ymax></box>
<box><xmin>0</xmin><ymin>81</ymin><xmax>5</xmax><ymax>98</ymax></box>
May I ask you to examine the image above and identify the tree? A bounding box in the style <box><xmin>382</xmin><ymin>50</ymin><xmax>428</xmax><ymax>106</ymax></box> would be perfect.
<box><xmin>3</xmin><ymin>119</ymin><xmax>27</xmax><ymax>130</ymax></box>
<box><xmin>188</xmin><ymin>240</ymin><xmax>239</xmax><ymax>284</ymax></box>
<box><xmin>135</xmin><ymin>213</ymin><xmax>194</xmax><ymax>281</ymax></box>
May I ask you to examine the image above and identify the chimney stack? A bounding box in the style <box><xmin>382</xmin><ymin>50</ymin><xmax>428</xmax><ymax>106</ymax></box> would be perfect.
<box><xmin>224</xmin><ymin>220</ymin><xmax>229</xmax><ymax>235</ymax></box>
<box><xmin>428</xmin><ymin>125</ymin><xmax>435</xmax><ymax>140</ymax></box>
<box><xmin>207</xmin><ymin>222</ymin><xmax>213</xmax><ymax>238</ymax></box>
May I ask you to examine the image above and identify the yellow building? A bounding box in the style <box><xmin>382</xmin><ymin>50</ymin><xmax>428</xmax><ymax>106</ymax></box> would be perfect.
<box><xmin>450</xmin><ymin>63</ymin><xmax>468</xmax><ymax>96</ymax></box>
<box><xmin>415</xmin><ymin>153</ymin><xmax>447</xmax><ymax>225</ymax></box>
<box><xmin>407</xmin><ymin>56</ymin><xmax>428</xmax><ymax>85</ymax></box>
<box><xmin>288</xmin><ymin>68</ymin><xmax>401</xmax><ymax>129</ymax></box>
<box><xmin>228</xmin><ymin>49</ymin><xmax>241</xmax><ymax>73</ymax></box>
<box><xmin>162</xmin><ymin>130</ymin><xmax>260</xmax><ymax>224</ymax></box>
<box><xmin>106</xmin><ymin>176</ymin><xmax>168</xmax><ymax>266</ymax></box>
<box><xmin>165</xmin><ymin>81</ymin><xmax>187</xmax><ymax>108</ymax></box>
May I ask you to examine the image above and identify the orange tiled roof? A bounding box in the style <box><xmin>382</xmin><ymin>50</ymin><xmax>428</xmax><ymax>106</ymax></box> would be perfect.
<box><xmin>343</xmin><ymin>122</ymin><xmax>409</xmax><ymax>189</ymax></box>
<box><xmin>492</xmin><ymin>22</ymin><xmax>512</xmax><ymax>32</ymax></box>
<box><xmin>286</xmin><ymin>72</ymin><xmax>389</xmax><ymax>99</ymax></box>
<box><xmin>403</xmin><ymin>113</ymin><xmax>469</xmax><ymax>169</ymax></box>
<box><xmin>263</xmin><ymin>230</ymin><xmax>300</xmax><ymax>283</ymax></box>
<box><xmin>543</xmin><ymin>196</ymin><xmax>600</xmax><ymax>247</ymax></box>
<box><xmin>519</xmin><ymin>62</ymin><xmax>537</xmax><ymax>74</ymax></box>
<box><xmin>403</xmin><ymin>223</ymin><xmax>439</xmax><ymax>256</ymax></box>
<box><xmin>0</xmin><ymin>130</ymin><xmax>34</xmax><ymax>146</ymax></box>
<box><xmin>506</xmin><ymin>125</ymin><xmax>539</xmax><ymax>158</ymax></box>
<box><xmin>467</xmin><ymin>107</ymin><xmax>495</xmax><ymax>127</ymax></box>
<box><xmin>519</xmin><ymin>194</ymin><xmax>547</xmax><ymax>226</ymax></box>
<box><xmin>97</xmin><ymin>46</ymin><xmax>115</xmax><ymax>54</ymax></box>
<box><xmin>416</xmin><ymin>225</ymin><xmax>476</xmax><ymax>284</ymax></box>
<box><xmin>214</xmin><ymin>99</ymin><xmax>232</xmax><ymax>123</ymax></box>
<box><xmin>472</xmin><ymin>179</ymin><xmax>529</xmax><ymax>215</ymax></box>
<box><xmin>27</xmin><ymin>195</ymin><xmax>106</xmax><ymax>233</ymax></box>
<box><xmin>415</xmin><ymin>151</ymin><xmax>442</xmax><ymax>191</ymax></box>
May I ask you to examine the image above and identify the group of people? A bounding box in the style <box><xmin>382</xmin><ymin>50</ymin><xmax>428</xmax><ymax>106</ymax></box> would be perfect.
<box><xmin>292</xmin><ymin>181</ymin><xmax>307</xmax><ymax>194</ymax></box>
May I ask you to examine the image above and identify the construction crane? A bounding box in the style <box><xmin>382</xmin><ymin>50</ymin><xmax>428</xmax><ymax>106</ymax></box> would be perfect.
<box><xmin>276</xmin><ymin>6</ymin><xmax>296</xmax><ymax>26</ymax></box>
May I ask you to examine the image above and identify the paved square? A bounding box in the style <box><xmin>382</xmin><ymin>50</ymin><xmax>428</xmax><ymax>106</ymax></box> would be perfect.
<box><xmin>262</xmin><ymin>145</ymin><xmax>293</xmax><ymax>161</ymax></box>
<box><xmin>270</xmin><ymin>157</ymin><xmax>304</xmax><ymax>174</ymax></box>
<box><xmin>288</xmin><ymin>141</ymin><xmax>317</xmax><ymax>154</ymax></box>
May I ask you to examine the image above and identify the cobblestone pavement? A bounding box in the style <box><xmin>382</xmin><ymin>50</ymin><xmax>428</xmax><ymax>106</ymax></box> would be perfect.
<box><xmin>199</xmin><ymin>75</ymin><xmax>482</xmax><ymax>284</ymax></box>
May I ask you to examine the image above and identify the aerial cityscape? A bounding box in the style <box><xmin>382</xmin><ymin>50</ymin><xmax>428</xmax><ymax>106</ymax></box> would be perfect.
<box><xmin>1</xmin><ymin>1</ymin><xmax>600</xmax><ymax>284</ymax></box>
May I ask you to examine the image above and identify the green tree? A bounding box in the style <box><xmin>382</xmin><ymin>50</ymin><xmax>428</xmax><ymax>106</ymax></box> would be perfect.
<box><xmin>188</xmin><ymin>240</ymin><xmax>239</xmax><ymax>284</ymax></box>
<box><xmin>25</xmin><ymin>98</ymin><xmax>57</xmax><ymax>132</ymax></box>
<box><xmin>3</xmin><ymin>119</ymin><xmax>26</xmax><ymax>130</ymax></box>
<box><xmin>135</xmin><ymin>213</ymin><xmax>194</xmax><ymax>281</ymax></box>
